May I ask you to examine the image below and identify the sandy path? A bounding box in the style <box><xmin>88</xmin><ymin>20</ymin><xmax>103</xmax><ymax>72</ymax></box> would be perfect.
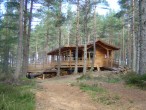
<box><xmin>35</xmin><ymin>75</ymin><xmax>102</xmax><ymax>110</ymax></box>
<box><xmin>102</xmin><ymin>82</ymin><xmax>146</xmax><ymax>110</ymax></box>
<box><xmin>35</xmin><ymin>73</ymin><xmax>146</xmax><ymax>110</ymax></box>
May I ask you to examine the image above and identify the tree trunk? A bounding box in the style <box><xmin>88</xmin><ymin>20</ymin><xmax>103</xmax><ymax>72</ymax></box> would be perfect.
<box><xmin>122</xmin><ymin>24</ymin><xmax>125</xmax><ymax>65</ymax></box>
<box><xmin>3</xmin><ymin>45</ymin><xmax>9</xmax><ymax>73</ymax></box>
<box><xmin>68</xmin><ymin>32</ymin><xmax>70</xmax><ymax>45</ymax></box>
<box><xmin>14</xmin><ymin>0</ymin><xmax>24</xmax><ymax>79</ymax></box>
<box><xmin>139</xmin><ymin>0</ymin><xmax>146</xmax><ymax>74</ymax></box>
<box><xmin>83</xmin><ymin>40</ymin><xmax>87</xmax><ymax>74</ymax></box>
<box><xmin>91</xmin><ymin>2</ymin><xmax>97</xmax><ymax>71</ymax></box>
<box><xmin>35</xmin><ymin>36</ymin><xmax>38</xmax><ymax>63</ymax></box>
<box><xmin>137</xmin><ymin>0</ymin><xmax>141</xmax><ymax>73</ymax></box>
<box><xmin>132</xmin><ymin>0</ymin><xmax>136</xmax><ymax>72</ymax></box>
<box><xmin>57</xmin><ymin>0</ymin><xmax>62</xmax><ymax>76</ymax></box>
<box><xmin>22</xmin><ymin>0</ymin><xmax>33</xmax><ymax>75</ymax></box>
<box><xmin>127</xmin><ymin>25</ymin><xmax>132</xmax><ymax>68</ymax></box>
<box><xmin>45</xmin><ymin>29</ymin><xmax>49</xmax><ymax>64</ymax></box>
<box><xmin>74</xmin><ymin>0</ymin><xmax>80</xmax><ymax>74</ymax></box>
<box><xmin>22</xmin><ymin>0</ymin><xmax>28</xmax><ymax>74</ymax></box>
<box><xmin>83</xmin><ymin>0</ymin><xmax>89</xmax><ymax>74</ymax></box>
<box><xmin>57</xmin><ymin>27</ymin><xmax>61</xmax><ymax>76</ymax></box>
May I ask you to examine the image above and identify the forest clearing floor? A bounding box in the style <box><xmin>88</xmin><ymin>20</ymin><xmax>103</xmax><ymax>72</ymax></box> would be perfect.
<box><xmin>35</xmin><ymin>72</ymin><xmax>146</xmax><ymax>110</ymax></box>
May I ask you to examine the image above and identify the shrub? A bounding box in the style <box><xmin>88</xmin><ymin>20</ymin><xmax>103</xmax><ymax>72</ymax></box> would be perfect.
<box><xmin>123</xmin><ymin>72</ymin><xmax>146</xmax><ymax>89</ymax></box>
<box><xmin>77</xmin><ymin>74</ymin><xmax>93</xmax><ymax>80</ymax></box>
<box><xmin>0</xmin><ymin>80</ymin><xmax>35</xmax><ymax>110</ymax></box>
<box><xmin>79</xmin><ymin>83</ymin><xmax>106</xmax><ymax>93</ymax></box>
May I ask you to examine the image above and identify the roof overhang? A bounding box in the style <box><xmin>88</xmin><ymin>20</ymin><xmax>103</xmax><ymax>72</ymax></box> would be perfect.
<box><xmin>47</xmin><ymin>40</ymin><xmax>120</xmax><ymax>55</ymax></box>
<box><xmin>47</xmin><ymin>46</ymin><xmax>84</xmax><ymax>55</ymax></box>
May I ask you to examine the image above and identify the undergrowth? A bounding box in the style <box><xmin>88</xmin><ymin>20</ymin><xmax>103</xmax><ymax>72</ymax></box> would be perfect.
<box><xmin>76</xmin><ymin>72</ymin><xmax>146</xmax><ymax>105</ymax></box>
<box><xmin>123</xmin><ymin>72</ymin><xmax>146</xmax><ymax>89</ymax></box>
<box><xmin>77</xmin><ymin>74</ymin><xmax>122</xmax><ymax>83</ymax></box>
<box><xmin>0</xmin><ymin>78</ymin><xmax>35</xmax><ymax>110</ymax></box>
<box><xmin>79</xmin><ymin>83</ymin><xmax>106</xmax><ymax>93</ymax></box>
<box><xmin>78</xmin><ymin>82</ymin><xmax>120</xmax><ymax>105</ymax></box>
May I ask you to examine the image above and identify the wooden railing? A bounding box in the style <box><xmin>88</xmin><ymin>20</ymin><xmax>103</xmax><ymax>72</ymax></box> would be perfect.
<box><xmin>28</xmin><ymin>63</ymin><xmax>55</xmax><ymax>72</ymax></box>
<box><xmin>28</xmin><ymin>59</ymin><xmax>119</xmax><ymax>72</ymax></box>
<box><xmin>53</xmin><ymin>59</ymin><xmax>95</xmax><ymax>67</ymax></box>
<box><xmin>52</xmin><ymin>60</ymin><xmax>84</xmax><ymax>67</ymax></box>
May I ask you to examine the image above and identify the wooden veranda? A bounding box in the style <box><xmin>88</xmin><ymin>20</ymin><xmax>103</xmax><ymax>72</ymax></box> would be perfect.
<box><xmin>28</xmin><ymin>40</ymin><xmax>120</xmax><ymax>76</ymax></box>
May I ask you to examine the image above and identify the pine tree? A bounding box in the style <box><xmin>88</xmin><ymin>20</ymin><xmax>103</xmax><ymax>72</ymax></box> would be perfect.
<box><xmin>139</xmin><ymin>0</ymin><xmax>146</xmax><ymax>74</ymax></box>
<box><xmin>14</xmin><ymin>0</ymin><xmax>24</xmax><ymax>79</ymax></box>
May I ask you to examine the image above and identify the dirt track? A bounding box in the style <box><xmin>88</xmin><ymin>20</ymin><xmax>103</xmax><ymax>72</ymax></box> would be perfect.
<box><xmin>35</xmin><ymin>75</ymin><xmax>102</xmax><ymax>110</ymax></box>
<box><xmin>35</xmin><ymin>74</ymin><xmax>146</xmax><ymax>110</ymax></box>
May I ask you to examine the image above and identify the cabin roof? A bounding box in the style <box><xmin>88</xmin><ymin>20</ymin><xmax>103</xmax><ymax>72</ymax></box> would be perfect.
<box><xmin>88</xmin><ymin>40</ymin><xmax>120</xmax><ymax>50</ymax></box>
<box><xmin>47</xmin><ymin>45</ymin><xmax>84</xmax><ymax>55</ymax></box>
<box><xmin>47</xmin><ymin>40</ymin><xmax>119</xmax><ymax>55</ymax></box>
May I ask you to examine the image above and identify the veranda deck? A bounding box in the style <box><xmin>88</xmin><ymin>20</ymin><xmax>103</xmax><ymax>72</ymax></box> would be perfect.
<box><xmin>28</xmin><ymin>59</ymin><xmax>119</xmax><ymax>73</ymax></box>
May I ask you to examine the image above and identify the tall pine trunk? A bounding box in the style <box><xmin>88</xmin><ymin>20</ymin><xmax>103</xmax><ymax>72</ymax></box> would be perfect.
<box><xmin>139</xmin><ymin>0</ymin><xmax>146</xmax><ymax>74</ymax></box>
<box><xmin>132</xmin><ymin>0</ymin><xmax>136</xmax><ymax>72</ymax></box>
<box><xmin>22</xmin><ymin>0</ymin><xmax>28</xmax><ymax>74</ymax></box>
<box><xmin>22</xmin><ymin>0</ymin><xmax>33</xmax><ymax>75</ymax></box>
<box><xmin>74</xmin><ymin>0</ymin><xmax>80</xmax><ymax>74</ymax></box>
<box><xmin>57</xmin><ymin>0</ymin><xmax>62</xmax><ymax>76</ymax></box>
<box><xmin>45</xmin><ymin>29</ymin><xmax>49</xmax><ymax>64</ymax></box>
<box><xmin>83</xmin><ymin>0</ymin><xmax>89</xmax><ymax>74</ymax></box>
<box><xmin>91</xmin><ymin>1</ymin><xmax>97</xmax><ymax>71</ymax></box>
<box><xmin>14</xmin><ymin>0</ymin><xmax>24</xmax><ymax>79</ymax></box>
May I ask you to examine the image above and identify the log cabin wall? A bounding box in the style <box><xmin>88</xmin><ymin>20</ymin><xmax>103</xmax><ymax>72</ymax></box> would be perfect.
<box><xmin>94</xmin><ymin>46</ymin><xmax>107</xmax><ymax>67</ymax></box>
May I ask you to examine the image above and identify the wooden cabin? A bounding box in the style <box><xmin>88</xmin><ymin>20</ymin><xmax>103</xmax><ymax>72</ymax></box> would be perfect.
<box><xmin>28</xmin><ymin>40</ymin><xmax>119</xmax><ymax>75</ymax></box>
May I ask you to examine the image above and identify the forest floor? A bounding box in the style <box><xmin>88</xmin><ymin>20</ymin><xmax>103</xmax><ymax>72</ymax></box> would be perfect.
<box><xmin>35</xmin><ymin>72</ymin><xmax>146</xmax><ymax>110</ymax></box>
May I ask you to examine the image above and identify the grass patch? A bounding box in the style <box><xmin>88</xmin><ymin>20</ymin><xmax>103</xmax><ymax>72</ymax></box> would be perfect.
<box><xmin>0</xmin><ymin>78</ymin><xmax>35</xmax><ymax>110</ymax></box>
<box><xmin>123</xmin><ymin>72</ymin><xmax>146</xmax><ymax>89</ymax></box>
<box><xmin>77</xmin><ymin>74</ymin><xmax>122</xmax><ymax>83</ymax></box>
<box><xmin>79</xmin><ymin>82</ymin><xmax>120</xmax><ymax>105</ymax></box>
<box><xmin>79</xmin><ymin>83</ymin><xmax>106</xmax><ymax>93</ymax></box>
<box><xmin>97</xmin><ymin>94</ymin><xmax>120</xmax><ymax>105</ymax></box>
<box><xmin>76</xmin><ymin>74</ymin><xmax>123</xmax><ymax>105</ymax></box>
<box><xmin>77</xmin><ymin>74</ymin><xmax>93</xmax><ymax>81</ymax></box>
<box><xmin>106</xmin><ymin>77</ymin><xmax>121</xmax><ymax>83</ymax></box>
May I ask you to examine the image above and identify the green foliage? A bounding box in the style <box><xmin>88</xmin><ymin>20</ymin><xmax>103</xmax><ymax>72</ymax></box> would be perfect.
<box><xmin>0</xmin><ymin>81</ymin><xmax>35</xmax><ymax>110</ymax></box>
<box><xmin>97</xmin><ymin>94</ymin><xmax>120</xmax><ymax>105</ymax></box>
<box><xmin>0</xmin><ymin>0</ymin><xmax>19</xmax><ymax>74</ymax></box>
<box><xmin>79</xmin><ymin>83</ymin><xmax>106</xmax><ymax>93</ymax></box>
<box><xmin>118</xmin><ymin>0</ymin><xmax>131</xmax><ymax>10</ymax></box>
<box><xmin>123</xmin><ymin>72</ymin><xmax>146</xmax><ymax>89</ymax></box>
<box><xmin>77</xmin><ymin>74</ymin><xmax>122</xmax><ymax>83</ymax></box>
<box><xmin>77</xmin><ymin>79</ymin><xmax>120</xmax><ymax>105</ymax></box>
<box><xmin>77</xmin><ymin>74</ymin><xmax>93</xmax><ymax>80</ymax></box>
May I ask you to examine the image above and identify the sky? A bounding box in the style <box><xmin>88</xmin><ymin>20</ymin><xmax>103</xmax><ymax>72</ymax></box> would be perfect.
<box><xmin>0</xmin><ymin>0</ymin><xmax>120</xmax><ymax>15</ymax></box>
<box><xmin>97</xmin><ymin>0</ymin><xmax>120</xmax><ymax>15</ymax></box>
<box><xmin>107</xmin><ymin>0</ymin><xmax>120</xmax><ymax>11</ymax></box>
<box><xmin>62</xmin><ymin>0</ymin><xmax>120</xmax><ymax>15</ymax></box>
<box><xmin>0</xmin><ymin>0</ymin><xmax>120</xmax><ymax>27</ymax></box>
